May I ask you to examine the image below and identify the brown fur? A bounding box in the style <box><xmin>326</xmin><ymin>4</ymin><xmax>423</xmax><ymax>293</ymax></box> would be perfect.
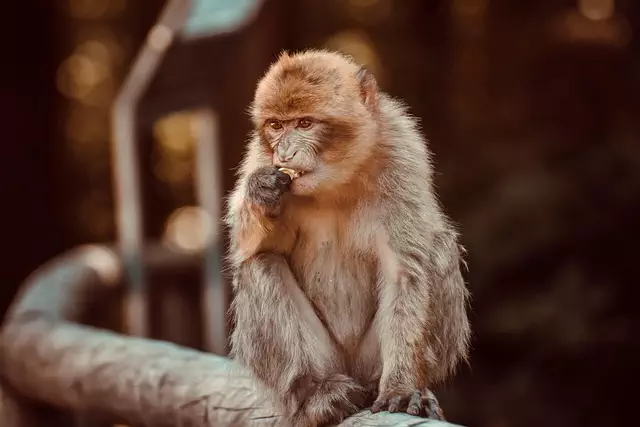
<box><xmin>224</xmin><ymin>50</ymin><xmax>471</xmax><ymax>426</ymax></box>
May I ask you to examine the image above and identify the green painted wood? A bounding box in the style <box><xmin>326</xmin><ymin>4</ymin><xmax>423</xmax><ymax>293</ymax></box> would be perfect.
<box><xmin>182</xmin><ymin>0</ymin><xmax>264</xmax><ymax>38</ymax></box>
<box><xmin>343</xmin><ymin>412</ymin><xmax>463</xmax><ymax>426</ymax></box>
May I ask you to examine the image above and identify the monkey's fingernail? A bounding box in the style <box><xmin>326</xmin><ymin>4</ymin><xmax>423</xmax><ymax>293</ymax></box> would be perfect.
<box><xmin>407</xmin><ymin>406</ymin><xmax>420</xmax><ymax>416</ymax></box>
<box><xmin>275</xmin><ymin>170</ymin><xmax>293</xmax><ymax>189</ymax></box>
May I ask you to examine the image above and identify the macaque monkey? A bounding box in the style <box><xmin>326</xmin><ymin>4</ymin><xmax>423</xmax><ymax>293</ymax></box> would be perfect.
<box><xmin>225</xmin><ymin>50</ymin><xmax>471</xmax><ymax>426</ymax></box>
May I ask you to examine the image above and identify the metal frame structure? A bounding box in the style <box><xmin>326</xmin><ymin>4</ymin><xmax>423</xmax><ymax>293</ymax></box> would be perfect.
<box><xmin>111</xmin><ymin>0</ymin><xmax>264</xmax><ymax>354</ymax></box>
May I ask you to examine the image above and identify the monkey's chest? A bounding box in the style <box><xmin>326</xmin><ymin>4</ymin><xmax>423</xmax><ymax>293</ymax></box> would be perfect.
<box><xmin>290</xmin><ymin>240</ymin><xmax>377</xmax><ymax>350</ymax></box>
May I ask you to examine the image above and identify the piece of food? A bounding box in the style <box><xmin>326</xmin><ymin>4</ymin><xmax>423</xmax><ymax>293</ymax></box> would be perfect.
<box><xmin>278</xmin><ymin>167</ymin><xmax>299</xmax><ymax>179</ymax></box>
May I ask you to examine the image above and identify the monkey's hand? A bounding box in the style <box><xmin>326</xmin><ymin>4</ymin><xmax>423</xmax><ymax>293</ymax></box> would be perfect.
<box><xmin>225</xmin><ymin>167</ymin><xmax>293</xmax><ymax>265</ymax></box>
<box><xmin>245</xmin><ymin>166</ymin><xmax>292</xmax><ymax>218</ymax></box>
<box><xmin>371</xmin><ymin>387</ymin><xmax>445</xmax><ymax>420</ymax></box>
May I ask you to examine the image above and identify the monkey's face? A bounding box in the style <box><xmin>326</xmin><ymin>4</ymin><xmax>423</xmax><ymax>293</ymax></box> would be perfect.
<box><xmin>256</xmin><ymin>112</ymin><xmax>369</xmax><ymax>196</ymax></box>
<box><xmin>257</xmin><ymin>115</ymin><xmax>350</xmax><ymax>195</ymax></box>
<box><xmin>251</xmin><ymin>51</ymin><xmax>377</xmax><ymax>197</ymax></box>
<box><xmin>262</xmin><ymin>116</ymin><xmax>321</xmax><ymax>177</ymax></box>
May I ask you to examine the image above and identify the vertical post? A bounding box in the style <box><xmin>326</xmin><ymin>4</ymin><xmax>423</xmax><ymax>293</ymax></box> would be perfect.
<box><xmin>112</xmin><ymin>102</ymin><xmax>147</xmax><ymax>338</ymax></box>
<box><xmin>194</xmin><ymin>108</ymin><xmax>227</xmax><ymax>355</ymax></box>
<box><xmin>111</xmin><ymin>0</ymin><xmax>192</xmax><ymax>337</ymax></box>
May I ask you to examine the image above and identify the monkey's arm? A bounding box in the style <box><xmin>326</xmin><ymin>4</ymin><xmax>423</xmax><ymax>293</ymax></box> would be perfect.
<box><xmin>373</xmin><ymin>218</ymin><xmax>470</xmax><ymax>418</ymax></box>
<box><xmin>224</xmin><ymin>161</ymin><xmax>299</xmax><ymax>266</ymax></box>
<box><xmin>226</xmin><ymin>186</ymin><xmax>279</xmax><ymax>264</ymax></box>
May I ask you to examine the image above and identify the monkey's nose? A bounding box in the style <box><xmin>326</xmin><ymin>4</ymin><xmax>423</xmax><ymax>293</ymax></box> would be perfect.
<box><xmin>276</xmin><ymin>149</ymin><xmax>298</xmax><ymax>163</ymax></box>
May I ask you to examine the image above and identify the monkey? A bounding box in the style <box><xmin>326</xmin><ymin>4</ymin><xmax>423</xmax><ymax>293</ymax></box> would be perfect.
<box><xmin>224</xmin><ymin>49</ymin><xmax>471</xmax><ymax>426</ymax></box>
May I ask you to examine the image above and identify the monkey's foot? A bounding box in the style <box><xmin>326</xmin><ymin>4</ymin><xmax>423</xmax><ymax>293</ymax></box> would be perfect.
<box><xmin>370</xmin><ymin>388</ymin><xmax>445</xmax><ymax>420</ymax></box>
<box><xmin>291</xmin><ymin>374</ymin><xmax>367</xmax><ymax>426</ymax></box>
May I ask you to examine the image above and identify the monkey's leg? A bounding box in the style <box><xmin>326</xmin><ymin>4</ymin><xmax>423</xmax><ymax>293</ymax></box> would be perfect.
<box><xmin>230</xmin><ymin>253</ymin><xmax>366</xmax><ymax>426</ymax></box>
<box><xmin>371</xmin><ymin>301</ymin><xmax>447</xmax><ymax>421</ymax></box>
<box><xmin>372</xmin><ymin>233</ymin><xmax>469</xmax><ymax>420</ymax></box>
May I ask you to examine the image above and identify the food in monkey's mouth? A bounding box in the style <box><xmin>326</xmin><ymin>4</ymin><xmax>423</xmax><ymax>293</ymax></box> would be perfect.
<box><xmin>278</xmin><ymin>167</ymin><xmax>306</xmax><ymax>179</ymax></box>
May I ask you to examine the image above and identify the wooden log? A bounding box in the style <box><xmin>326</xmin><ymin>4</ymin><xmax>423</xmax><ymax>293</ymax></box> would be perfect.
<box><xmin>0</xmin><ymin>244</ymin><xmax>462</xmax><ymax>426</ymax></box>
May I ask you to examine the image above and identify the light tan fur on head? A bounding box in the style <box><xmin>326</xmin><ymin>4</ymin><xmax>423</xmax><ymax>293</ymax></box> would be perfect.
<box><xmin>246</xmin><ymin>49</ymin><xmax>383</xmax><ymax>201</ymax></box>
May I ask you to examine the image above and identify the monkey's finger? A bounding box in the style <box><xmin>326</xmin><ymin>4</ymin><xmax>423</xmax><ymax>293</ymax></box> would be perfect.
<box><xmin>262</xmin><ymin>172</ymin><xmax>290</xmax><ymax>189</ymax></box>
<box><xmin>406</xmin><ymin>391</ymin><xmax>422</xmax><ymax>416</ymax></box>
<box><xmin>387</xmin><ymin>395</ymin><xmax>406</xmax><ymax>413</ymax></box>
<box><xmin>422</xmin><ymin>389</ymin><xmax>446</xmax><ymax>421</ymax></box>
<box><xmin>370</xmin><ymin>397</ymin><xmax>388</xmax><ymax>413</ymax></box>
<box><xmin>275</xmin><ymin>169</ymin><xmax>293</xmax><ymax>187</ymax></box>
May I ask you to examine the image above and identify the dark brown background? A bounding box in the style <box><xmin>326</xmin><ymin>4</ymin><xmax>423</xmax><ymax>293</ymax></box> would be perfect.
<box><xmin>4</xmin><ymin>1</ymin><xmax>640</xmax><ymax>426</ymax></box>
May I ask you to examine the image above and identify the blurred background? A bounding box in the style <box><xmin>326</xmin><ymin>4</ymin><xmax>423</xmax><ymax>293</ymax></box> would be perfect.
<box><xmin>4</xmin><ymin>0</ymin><xmax>640</xmax><ymax>426</ymax></box>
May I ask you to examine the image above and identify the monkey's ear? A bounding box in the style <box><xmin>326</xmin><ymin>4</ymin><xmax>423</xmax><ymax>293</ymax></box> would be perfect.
<box><xmin>356</xmin><ymin>67</ymin><xmax>379</xmax><ymax>110</ymax></box>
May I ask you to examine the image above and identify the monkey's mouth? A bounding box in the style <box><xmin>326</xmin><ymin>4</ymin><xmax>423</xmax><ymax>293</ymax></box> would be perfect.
<box><xmin>278</xmin><ymin>167</ymin><xmax>308</xmax><ymax>180</ymax></box>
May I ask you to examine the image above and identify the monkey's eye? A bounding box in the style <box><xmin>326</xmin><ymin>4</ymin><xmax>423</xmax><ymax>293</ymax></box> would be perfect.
<box><xmin>297</xmin><ymin>117</ymin><xmax>313</xmax><ymax>129</ymax></box>
<box><xmin>268</xmin><ymin>120</ymin><xmax>283</xmax><ymax>130</ymax></box>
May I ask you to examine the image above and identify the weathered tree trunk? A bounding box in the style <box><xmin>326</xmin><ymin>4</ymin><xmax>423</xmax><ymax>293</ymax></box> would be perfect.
<box><xmin>0</xmin><ymin>245</ymin><xmax>461</xmax><ymax>426</ymax></box>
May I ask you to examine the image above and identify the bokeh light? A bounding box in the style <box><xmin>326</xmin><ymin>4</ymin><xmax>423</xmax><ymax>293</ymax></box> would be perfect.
<box><xmin>324</xmin><ymin>30</ymin><xmax>384</xmax><ymax>82</ymax></box>
<box><xmin>344</xmin><ymin>0</ymin><xmax>391</xmax><ymax>25</ymax></box>
<box><xmin>54</xmin><ymin>0</ymin><xmax>130</xmax><ymax>241</ymax></box>
<box><xmin>152</xmin><ymin>111</ymin><xmax>199</xmax><ymax>198</ymax></box>
<box><xmin>66</xmin><ymin>0</ymin><xmax>127</xmax><ymax>19</ymax></box>
<box><xmin>579</xmin><ymin>0</ymin><xmax>615</xmax><ymax>21</ymax></box>
<box><xmin>553</xmin><ymin>1</ymin><xmax>632</xmax><ymax>47</ymax></box>
<box><xmin>163</xmin><ymin>206</ymin><xmax>215</xmax><ymax>253</ymax></box>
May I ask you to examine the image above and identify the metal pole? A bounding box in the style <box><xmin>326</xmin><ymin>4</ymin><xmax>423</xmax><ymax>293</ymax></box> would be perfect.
<box><xmin>111</xmin><ymin>0</ymin><xmax>192</xmax><ymax>337</ymax></box>
<box><xmin>194</xmin><ymin>108</ymin><xmax>227</xmax><ymax>355</ymax></box>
